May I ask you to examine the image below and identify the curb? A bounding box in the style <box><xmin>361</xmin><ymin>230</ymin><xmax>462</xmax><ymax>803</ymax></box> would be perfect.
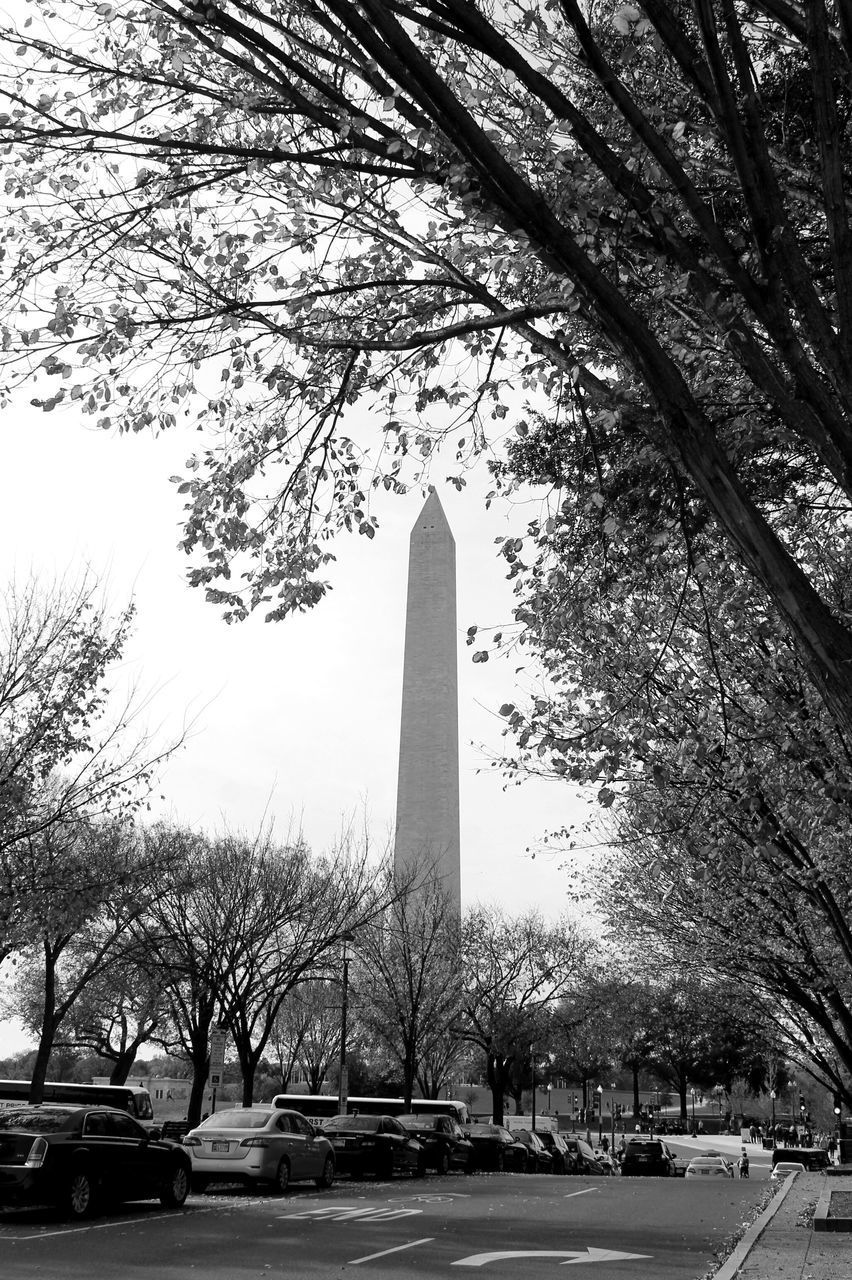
<box><xmin>711</xmin><ymin>1175</ymin><xmax>796</xmax><ymax>1280</ymax></box>
<box><xmin>814</xmin><ymin>1181</ymin><xmax>852</xmax><ymax>1232</ymax></box>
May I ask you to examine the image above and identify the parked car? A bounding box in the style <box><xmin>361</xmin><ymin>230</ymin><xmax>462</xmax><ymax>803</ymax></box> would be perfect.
<box><xmin>771</xmin><ymin>1147</ymin><xmax>829</xmax><ymax>1172</ymax></box>
<box><xmin>0</xmin><ymin>1104</ymin><xmax>190</xmax><ymax>1218</ymax></box>
<box><xmin>398</xmin><ymin>1114</ymin><xmax>472</xmax><ymax>1174</ymax></box>
<box><xmin>183</xmin><ymin>1106</ymin><xmax>334</xmax><ymax>1193</ymax></box>
<box><xmin>685</xmin><ymin>1154</ymin><xmax>734</xmax><ymax>1179</ymax></box>
<box><xmin>322</xmin><ymin>1114</ymin><xmax>424</xmax><ymax>1179</ymax></box>
<box><xmin>535</xmin><ymin>1130</ymin><xmax>574</xmax><ymax>1174</ymax></box>
<box><xmin>620</xmin><ymin>1138</ymin><xmax>677</xmax><ymax>1177</ymax></box>
<box><xmin>465</xmin><ymin>1123</ymin><xmax>529</xmax><ymax>1172</ymax></box>
<box><xmin>770</xmin><ymin>1161</ymin><xmax>807</xmax><ymax>1182</ymax></box>
<box><xmin>593</xmin><ymin>1146</ymin><xmax>619</xmax><ymax>1175</ymax></box>
<box><xmin>560</xmin><ymin>1136</ymin><xmax>612</xmax><ymax>1175</ymax></box>
<box><xmin>515</xmin><ymin>1130</ymin><xmax>554</xmax><ymax>1173</ymax></box>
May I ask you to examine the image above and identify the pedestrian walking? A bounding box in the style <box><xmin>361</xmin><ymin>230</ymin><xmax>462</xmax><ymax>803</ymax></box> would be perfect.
<box><xmin>737</xmin><ymin>1148</ymin><xmax>750</xmax><ymax>1178</ymax></box>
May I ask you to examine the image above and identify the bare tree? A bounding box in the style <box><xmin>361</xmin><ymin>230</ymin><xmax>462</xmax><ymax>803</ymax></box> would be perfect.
<box><xmin>6</xmin><ymin>817</ymin><xmax>177</xmax><ymax>1103</ymax></box>
<box><xmin>1</xmin><ymin>573</ymin><xmax>181</xmax><ymax>962</ymax></box>
<box><xmin>460</xmin><ymin>908</ymin><xmax>586</xmax><ymax>1125</ymax></box>
<box><xmin>358</xmin><ymin>875</ymin><xmax>464</xmax><ymax>1109</ymax></box>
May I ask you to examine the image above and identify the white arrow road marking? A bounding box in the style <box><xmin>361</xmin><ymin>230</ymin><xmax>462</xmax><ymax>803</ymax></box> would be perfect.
<box><xmin>350</xmin><ymin>1238</ymin><xmax>435</xmax><ymax>1265</ymax></box>
<box><xmin>563</xmin><ymin>1188</ymin><xmax>600</xmax><ymax>1199</ymax></box>
<box><xmin>452</xmin><ymin>1249</ymin><xmax>652</xmax><ymax>1267</ymax></box>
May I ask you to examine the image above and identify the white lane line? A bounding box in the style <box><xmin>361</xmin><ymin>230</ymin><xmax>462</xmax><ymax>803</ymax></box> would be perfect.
<box><xmin>0</xmin><ymin>1209</ymin><xmax>189</xmax><ymax>1241</ymax></box>
<box><xmin>349</xmin><ymin>1237</ymin><xmax>434</xmax><ymax>1265</ymax></box>
<box><xmin>563</xmin><ymin>1187</ymin><xmax>599</xmax><ymax>1199</ymax></box>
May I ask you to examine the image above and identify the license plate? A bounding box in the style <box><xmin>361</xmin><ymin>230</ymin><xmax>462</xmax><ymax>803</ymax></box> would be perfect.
<box><xmin>332</xmin><ymin>1138</ymin><xmax>345</xmax><ymax>1148</ymax></box>
<box><xmin>212</xmin><ymin>1141</ymin><xmax>229</xmax><ymax>1152</ymax></box>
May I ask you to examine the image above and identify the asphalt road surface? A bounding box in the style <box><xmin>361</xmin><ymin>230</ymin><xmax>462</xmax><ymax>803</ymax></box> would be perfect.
<box><xmin>0</xmin><ymin>1170</ymin><xmax>767</xmax><ymax>1280</ymax></box>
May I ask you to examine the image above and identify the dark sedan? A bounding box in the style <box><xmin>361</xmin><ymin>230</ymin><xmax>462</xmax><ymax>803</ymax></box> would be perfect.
<box><xmin>0</xmin><ymin>1105</ymin><xmax>191</xmax><ymax>1218</ymax></box>
<box><xmin>621</xmin><ymin>1138</ymin><xmax>677</xmax><ymax>1177</ymax></box>
<box><xmin>535</xmin><ymin>1130</ymin><xmax>574</xmax><ymax>1173</ymax></box>
<box><xmin>322</xmin><ymin>1114</ymin><xmax>424</xmax><ymax>1179</ymax></box>
<box><xmin>399</xmin><ymin>1114</ymin><xmax>473</xmax><ymax>1173</ymax></box>
<box><xmin>515</xmin><ymin>1129</ymin><xmax>555</xmax><ymax>1173</ymax></box>
<box><xmin>560</xmin><ymin>1136</ymin><xmax>613</xmax><ymax>1175</ymax></box>
<box><xmin>465</xmin><ymin>1123</ymin><xmax>529</xmax><ymax>1173</ymax></box>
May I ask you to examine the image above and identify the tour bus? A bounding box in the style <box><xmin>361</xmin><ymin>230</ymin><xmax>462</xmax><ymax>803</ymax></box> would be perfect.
<box><xmin>0</xmin><ymin>1079</ymin><xmax>156</xmax><ymax>1127</ymax></box>
<box><xmin>271</xmin><ymin>1093</ymin><xmax>469</xmax><ymax>1126</ymax></box>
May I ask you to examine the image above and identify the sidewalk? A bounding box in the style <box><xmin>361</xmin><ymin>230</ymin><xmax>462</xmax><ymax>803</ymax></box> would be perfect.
<box><xmin>715</xmin><ymin>1170</ymin><xmax>852</xmax><ymax>1280</ymax></box>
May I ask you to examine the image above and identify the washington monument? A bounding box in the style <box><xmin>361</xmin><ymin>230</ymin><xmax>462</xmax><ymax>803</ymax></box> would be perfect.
<box><xmin>393</xmin><ymin>489</ymin><xmax>461</xmax><ymax>915</ymax></box>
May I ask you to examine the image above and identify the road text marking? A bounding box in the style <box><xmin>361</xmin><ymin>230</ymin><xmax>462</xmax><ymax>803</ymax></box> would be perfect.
<box><xmin>350</xmin><ymin>1237</ymin><xmax>435</xmax><ymax>1265</ymax></box>
<box><xmin>282</xmin><ymin>1205</ymin><xmax>423</xmax><ymax>1223</ymax></box>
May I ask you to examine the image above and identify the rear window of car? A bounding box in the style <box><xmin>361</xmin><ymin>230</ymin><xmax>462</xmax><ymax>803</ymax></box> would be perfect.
<box><xmin>468</xmin><ymin>1124</ymin><xmax>501</xmax><ymax>1136</ymax></box>
<box><xmin>690</xmin><ymin>1157</ymin><xmax>724</xmax><ymax>1167</ymax></box>
<box><xmin>400</xmin><ymin>1115</ymin><xmax>438</xmax><ymax>1130</ymax></box>
<box><xmin>199</xmin><ymin>1110</ymin><xmax>270</xmax><ymax>1130</ymax></box>
<box><xmin>328</xmin><ymin>1116</ymin><xmax>381</xmax><ymax>1132</ymax></box>
<box><xmin>0</xmin><ymin>1107</ymin><xmax>76</xmax><ymax>1132</ymax></box>
<box><xmin>627</xmin><ymin>1141</ymin><xmax>665</xmax><ymax>1154</ymax></box>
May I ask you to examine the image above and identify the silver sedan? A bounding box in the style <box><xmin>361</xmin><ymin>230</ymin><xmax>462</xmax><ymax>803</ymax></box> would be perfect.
<box><xmin>183</xmin><ymin>1106</ymin><xmax>335</xmax><ymax>1193</ymax></box>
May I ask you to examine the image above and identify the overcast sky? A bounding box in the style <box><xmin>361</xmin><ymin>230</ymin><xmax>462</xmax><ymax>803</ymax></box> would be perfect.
<box><xmin>0</xmin><ymin>396</ymin><xmax>592</xmax><ymax>1055</ymax></box>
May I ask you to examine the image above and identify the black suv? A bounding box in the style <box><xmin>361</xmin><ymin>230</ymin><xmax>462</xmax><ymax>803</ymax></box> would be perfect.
<box><xmin>621</xmin><ymin>1138</ymin><xmax>677</xmax><ymax>1177</ymax></box>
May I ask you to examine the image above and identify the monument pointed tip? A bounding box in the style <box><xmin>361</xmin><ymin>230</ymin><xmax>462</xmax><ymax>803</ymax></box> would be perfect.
<box><xmin>413</xmin><ymin>486</ymin><xmax>453</xmax><ymax>538</ymax></box>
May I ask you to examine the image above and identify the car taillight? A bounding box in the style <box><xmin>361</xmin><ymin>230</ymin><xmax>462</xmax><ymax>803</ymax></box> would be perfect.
<box><xmin>240</xmin><ymin>1137</ymin><xmax>271</xmax><ymax>1148</ymax></box>
<box><xmin>182</xmin><ymin>1136</ymin><xmax>202</xmax><ymax>1147</ymax></box>
<box><xmin>358</xmin><ymin>1138</ymin><xmax>376</xmax><ymax>1147</ymax></box>
<box><xmin>24</xmin><ymin>1137</ymin><xmax>48</xmax><ymax>1169</ymax></box>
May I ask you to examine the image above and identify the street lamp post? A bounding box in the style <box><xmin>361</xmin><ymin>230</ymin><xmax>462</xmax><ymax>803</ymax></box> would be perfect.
<box><xmin>337</xmin><ymin>932</ymin><xmax>355</xmax><ymax>1117</ymax></box>
<box><xmin>690</xmin><ymin>1088</ymin><xmax>696</xmax><ymax>1136</ymax></box>
<box><xmin>611</xmin><ymin>1083</ymin><xmax>616</xmax><ymax>1143</ymax></box>
<box><xmin>596</xmin><ymin>1084</ymin><xmax>603</xmax><ymax>1142</ymax></box>
<box><xmin>770</xmin><ymin>1090</ymin><xmax>776</xmax><ymax>1144</ymax></box>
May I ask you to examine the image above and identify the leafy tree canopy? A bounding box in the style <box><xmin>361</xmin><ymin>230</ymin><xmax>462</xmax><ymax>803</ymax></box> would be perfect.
<box><xmin>1</xmin><ymin>1</ymin><xmax>852</xmax><ymax>748</ymax></box>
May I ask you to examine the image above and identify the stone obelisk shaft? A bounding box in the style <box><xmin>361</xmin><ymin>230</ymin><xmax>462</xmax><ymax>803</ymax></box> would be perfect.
<box><xmin>394</xmin><ymin>490</ymin><xmax>461</xmax><ymax>915</ymax></box>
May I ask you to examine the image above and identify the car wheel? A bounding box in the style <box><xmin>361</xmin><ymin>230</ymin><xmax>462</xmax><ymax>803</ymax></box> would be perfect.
<box><xmin>413</xmin><ymin>1154</ymin><xmax>427</xmax><ymax>1178</ymax></box>
<box><xmin>520</xmin><ymin>1153</ymin><xmax>529</xmax><ymax>1174</ymax></box>
<box><xmin>64</xmin><ymin>1167</ymin><xmax>96</xmax><ymax>1219</ymax></box>
<box><xmin>436</xmin><ymin>1148</ymin><xmax>450</xmax><ymax>1176</ymax></box>
<box><xmin>191</xmin><ymin>1174</ymin><xmax>210</xmax><ymax>1194</ymax></box>
<box><xmin>160</xmin><ymin>1161</ymin><xmax>190</xmax><ymax>1208</ymax></box>
<box><xmin>376</xmin><ymin>1155</ymin><xmax>394</xmax><ymax>1181</ymax></box>
<box><xmin>314</xmin><ymin>1155</ymin><xmax>335</xmax><ymax>1190</ymax></box>
<box><xmin>495</xmin><ymin>1150</ymin><xmax>505</xmax><ymax>1173</ymax></box>
<box><xmin>272</xmin><ymin>1158</ymin><xmax>291</xmax><ymax>1194</ymax></box>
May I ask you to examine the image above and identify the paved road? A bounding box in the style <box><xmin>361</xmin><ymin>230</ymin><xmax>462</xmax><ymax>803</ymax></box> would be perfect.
<box><xmin>1</xmin><ymin>1171</ymin><xmax>766</xmax><ymax>1280</ymax></box>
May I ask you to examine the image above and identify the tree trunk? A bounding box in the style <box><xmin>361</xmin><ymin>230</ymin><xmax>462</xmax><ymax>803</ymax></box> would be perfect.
<box><xmin>241</xmin><ymin>1062</ymin><xmax>256</xmax><ymax>1108</ymax></box>
<box><xmin>28</xmin><ymin>939</ymin><xmax>57</xmax><ymax>1105</ymax></box>
<box><xmin>632</xmin><ymin>1065</ymin><xmax>641</xmax><ymax>1118</ymax></box>
<box><xmin>678</xmin><ymin>1068</ymin><xmax>688</xmax><ymax>1124</ymax></box>
<box><xmin>186</xmin><ymin>1046</ymin><xmax>210</xmax><ymax>1127</ymax></box>
<box><xmin>487</xmin><ymin>1054</ymin><xmax>505</xmax><ymax>1125</ymax></box>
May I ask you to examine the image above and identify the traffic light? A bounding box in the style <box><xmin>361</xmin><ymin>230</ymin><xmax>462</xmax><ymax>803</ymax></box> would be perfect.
<box><xmin>834</xmin><ymin>1091</ymin><xmax>842</xmax><ymax>1117</ymax></box>
<box><xmin>799</xmin><ymin>1095</ymin><xmax>806</xmax><ymax>1112</ymax></box>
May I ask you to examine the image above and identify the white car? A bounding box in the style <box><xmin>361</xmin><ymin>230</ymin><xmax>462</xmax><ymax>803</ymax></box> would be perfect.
<box><xmin>770</xmin><ymin>1161</ymin><xmax>806</xmax><ymax>1182</ymax></box>
<box><xmin>183</xmin><ymin>1106</ymin><xmax>335</xmax><ymax>1193</ymax></box>
<box><xmin>685</xmin><ymin>1155</ymin><xmax>734</xmax><ymax>1179</ymax></box>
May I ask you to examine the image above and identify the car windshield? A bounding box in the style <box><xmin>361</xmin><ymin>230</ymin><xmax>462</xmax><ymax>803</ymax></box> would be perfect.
<box><xmin>199</xmin><ymin>1110</ymin><xmax>271</xmax><ymax>1130</ymax></box>
<box><xmin>0</xmin><ymin>1107</ymin><xmax>76</xmax><ymax>1132</ymax></box>
<box><xmin>400</xmin><ymin>1116</ymin><xmax>438</xmax><ymax>1130</ymax></box>
<box><xmin>327</xmin><ymin>1116</ymin><xmax>381</xmax><ymax>1132</ymax></box>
